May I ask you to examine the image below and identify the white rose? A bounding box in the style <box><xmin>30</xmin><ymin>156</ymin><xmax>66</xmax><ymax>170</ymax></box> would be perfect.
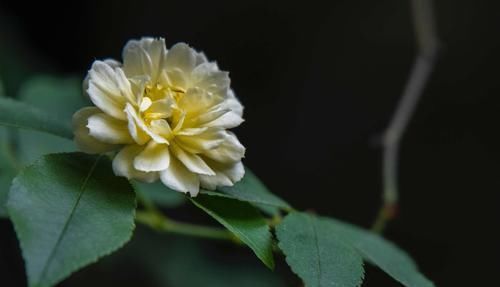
<box><xmin>73</xmin><ymin>38</ymin><xmax>245</xmax><ymax>196</ymax></box>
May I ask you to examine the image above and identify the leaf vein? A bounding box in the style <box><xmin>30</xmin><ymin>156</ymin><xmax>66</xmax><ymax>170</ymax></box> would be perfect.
<box><xmin>37</xmin><ymin>156</ymin><xmax>101</xmax><ymax>284</ymax></box>
<box><xmin>309</xmin><ymin>214</ymin><xmax>322</xmax><ymax>287</ymax></box>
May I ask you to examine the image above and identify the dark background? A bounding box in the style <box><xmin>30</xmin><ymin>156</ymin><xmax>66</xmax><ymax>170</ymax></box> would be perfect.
<box><xmin>0</xmin><ymin>0</ymin><xmax>499</xmax><ymax>286</ymax></box>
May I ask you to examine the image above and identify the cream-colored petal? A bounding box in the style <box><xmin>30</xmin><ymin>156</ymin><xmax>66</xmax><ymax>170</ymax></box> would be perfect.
<box><xmin>171</xmin><ymin>143</ymin><xmax>215</xmax><ymax>175</ymax></box>
<box><xmin>140</xmin><ymin>97</ymin><xmax>153</xmax><ymax>112</ymax></box>
<box><xmin>122</xmin><ymin>37</ymin><xmax>167</xmax><ymax>82</ymax></box>
<box><xmin>176</xmin><ymin>127</ymin><xmax>209</xmax><ymax>136</ymax></box>
<box><xmin>165</xmin><ymin>43</ymin><xmax>197</xmax><ymax>74</ymax></box>
<box><xmin>128</xmin><ymin>75</ymin><xmax>149</xmax><ymax>104</ymax></box>
<box><xmin>191</xmin><ymin>62</ymin><xmax>230</xmax><ymax>95</ymax></box>
<box><xmin>177</xmin><ymin>87</ymin><xmax>223</xmax><ymax>116</ymax></box>
<box><xmin>199</xmin><ymin>172</ymin><xmax>232</xmax><ymax>190</ymax></box>
<box><xmin>172</xmin><ymin>111</ymin><xmax>186</xmax><ymax>133</ymax></box>
<box><xmin>146</xmin><ymin>98</ymin><xmax>174</xmax><ymax>119</ymax></box>
<box><xmin>160</xmin><ymin>157</ymin><xmax>200</xmax><ymax>196</ymax></box>
<box><xmin>150</xmin><ymin>119</ymin><xmax>173</xmax><ymax>140</ymax></box>
<box><xmin>201</xmin><ymin>111</ymin><xmax>244</xmax><ymax>129</ymax></box>
<box><xmin>83</xmin><ymin>59</ymin><xmax>121</xmax><ymax>97</ymax></box>
<box><xmin>87</xmin><ymin>113</ymin><xmax>134</xmax><ymax>144</ymax></box>
<box><xmin>201</xmin><ymin>92</ymin><xmax>244</xmax><ymax>128</ymax></box>
<box><xmin>224</xmin><ymin>91</ymin><xmax>244</xmax><ymax>116</ymax></box>
<box><xmin>115</xmin><ymin>67</ymin><xmax>138</xmax><ymax>105</ymax></box>
<box><xmin>195</xmin><ymin>52</ymin><xmax>208</xmax><ymax>66</ymax></box>
<box><xmin>87</xmin><ymin>61</ymin><xmax>129</xmax><ymax>120</ymax></box>
<box><xmin>134</xmin><ymin>141</ymin><xmax>170</xmax><ymax>172</ymax></box>
<box><xmin>187</xmin><ymin>106</ymin><xmax>229</xmax><ymax>127</ymax></box>
<box><xmin>125</xmin><ymin>103</ymin><xmax>168</xmax><ymax>144</ymax></box>
<box><xmin>112</xmin><ymin>145</ymin><xmax>159</xmax><ymax>182</ymax></box>
<box><xmin>166</xmin><ymin>68</ymin><xmax>188</xmax><ymax>89</ymax></box>
<box><xmin>202</xmin><ymin>131</ymin><xmax>245</xmax><ymax>163</ymax></box>
<box><xmin>125</xmin><ymin>104</ymin><xmax>149</xmax><ymax>145</ymax></box>
<box><xmin>221</xmin><ymin>161</ymin><xmax>245</xmax><ymax>183</ymax></box>
<box><xmin>72</xmin><ymin>107</ymin><xmax>119</xmax><ymax>154</ymax></box>
<box><xmin>176</xmin><ymin>129</ymin><xmax>226</xmax><ymax>154</ymax></box>
<box><xmin>199</xmin><ymin>161</ymin><xmax>244</xmax><ymax>190</ymax></box>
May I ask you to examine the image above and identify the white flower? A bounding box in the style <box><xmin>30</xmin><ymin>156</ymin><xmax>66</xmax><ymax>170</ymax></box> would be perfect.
<box><xmin>73</xmin><ymin>38</ymin><xmax>245</xmax><ymax>196</ymax></box>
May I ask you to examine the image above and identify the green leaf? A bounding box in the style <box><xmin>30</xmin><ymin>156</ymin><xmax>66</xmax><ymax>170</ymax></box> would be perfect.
<box><xmin>7</xmin><ymin>152</ymin><xmax>136</xmax><ymax>287</ymax></box>
<box><xmin>0</xmin><ymin>97</ymin><xmax>73</xmax><ymax>139</ymax></box>
<box><xmin>319</xmin><ymin>217</ymin><xmax>434</xmax><ymax>287</ymax></box>
<box><xmin>0</xmin><ymin>128</ymin><xmax>15</xmax><ymax>217</ymax></box>
<box><xmin>16</xmin><ymin>76</ymin><xmax>86</xmax><ymax>164</ymax></box>
<box><xmin>276</xmin><ymin>212</ymin><xmax>434</xmax><ymax>287</ymax></box>
<box><xmin>200</xmin><ymin>168</ymin><xmax>291</xmax><ymax>211</ymax></box>
<box><xmin>276</xmin><ymin>212</ymin><xmax>365</xmax><ymax>287</ymax></box>
<box><xmin>0</xmin><ymin>89</ymin><xmax>16</xmax><ymax>217</ymax></box>
<box><xmin>0</xmin><ymin>161</ymin><xmax>15</xmax><ymax>217</ymax></box>
<box><xmin>190</xmin><ymin>195</ymin><xmax>275</xmax><ymax>269</ymax></box>
<box><xmin>132</xmin><ymin>180</ymin><xmax>186</xmax><ymax>208</ymax></box>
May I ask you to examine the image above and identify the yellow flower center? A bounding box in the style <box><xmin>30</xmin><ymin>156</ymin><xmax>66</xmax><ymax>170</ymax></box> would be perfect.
<box><xmin>141</xmin><ymin>82</ymin><xmax>186</xmax><ymax>127</ymax></box>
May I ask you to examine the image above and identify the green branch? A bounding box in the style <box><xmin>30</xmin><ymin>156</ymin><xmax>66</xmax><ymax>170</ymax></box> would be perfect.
<box><xmin>136</xmin><ymin>209</ymin><xmax>238</xmax><ymax>242</ymax></box>
<box><xmin>373</xmin><ymin>0</ymin><xmax>440</xmax><ymax>233</ymax></box>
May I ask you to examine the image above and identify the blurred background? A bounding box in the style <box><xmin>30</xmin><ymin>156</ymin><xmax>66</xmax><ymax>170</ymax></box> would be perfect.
<box><xmin>0</xmin><ymin>0</ymin><xmax>499</xmax><ymax>286</ymax></box>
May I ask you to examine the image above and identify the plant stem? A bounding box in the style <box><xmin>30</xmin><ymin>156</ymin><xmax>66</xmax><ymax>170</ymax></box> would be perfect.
<box><xmin>373</xmin><ymin>0</ymin><xmax>440</xmax><ymax>233</ymax></box>
<box><xmin>134</xmin><ymin>192</ymin><xmax>239</xmax><ymax>242</ymax></box>
<box><xmin>136</xmin><ymin>210</ymin><xmax>238</xmax><ymax>242</ymax></box>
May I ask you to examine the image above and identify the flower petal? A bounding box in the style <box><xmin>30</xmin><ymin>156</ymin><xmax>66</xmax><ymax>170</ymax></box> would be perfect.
<box><xmin>125</xmin><ymin>103</ymin><xmax>168</xmax><ymax>145</ymax></box>
<box><xmin>171</xmin><ymin>143</ymin><xmax>215</xmax><ymax>176</ymax></box>
<box><xmin>87</xmin><ymin>113</ymin><xmax>134</xmax><ymax>144</ymax></box>
<box><xmin>113</xmin><ymin>145</ymin><xmax>159</xmax><ymax>182</ymax></box>
<box><xmin>191</xmin><ymin>62</ymin><xmax>230</xmax><ymax>96</ymax></box>
<box><xmin>226</xmin><ymin>89</ymin><xmax>244</xmax><ymax>116</ymax></box>
<box><xmin>199</xmin><ymin>161</ymin><xmax>245</xmax><ymax>190</ymax></box>
<box><xmin>87</xmin><ymin>61</ymin><xmax>130</xmax><ymax>120</ymax></box>
<box><xmin>150</xmin><ymin>119</ymin><xmax>173</xmax><ymax>140</ymax></box>
<box><xmin>72</xmin><ymin>107</ymin><xmax>119</xmax><ymax>154</ymax></box>
<box><xmin>165</xmin><ymin>43</ymin><xmax>197</xmax><ymax>74</ymax></box>
<box><xmin>146</xmin><ymin>97</ymin><xmax>174</xmax><ymax>119</ymax></box>
<box><xmin>83</xmin><ymin>59</ymin><xmax>121</xmax><ymax>97</ymax></box>
<box><xmin>201</xmin><ymin>110</ymin><xmax>244</xmax><ymax>129</ymax></box>
<box><xmin>134</xmin><ymin>141</ymin><xmax>170</xmax><ymax>172</ymax></box>
<box><xmin>222</xmin><ymin>161</ymin><xmax>245</xmax><ymax>183</ymax></box>
<box><xmin>176</xmin><ymin>129</ymin><xmax>226</xmax><ymax>154</ymax></box>
<box><xmin>198</xmin><ymin>92</ymin><xmax>244</xmax><ymax>128</ymax></box>
<box><xmin>178</xmin><ymin>87</ymin><xmax>223</xmax><ymax>117</ymax></box>
<box><xmin>199</xmin><ymin>172</ymin><xmax>232</xmax><ymax>190</ymax></box>
<box><xmin>160</xmin><ymin>157</ymin><xmax>200</xmax><ymax>196</ymax></box>
<box><xmin>122</xmin><ymin>37</ymin><xmax>167</xmax><ymax>82</ymax></box>
<box><xmin>202</xmin><ymin>131</ymin><xmax>245</xmax><ymax>163</ymax></box>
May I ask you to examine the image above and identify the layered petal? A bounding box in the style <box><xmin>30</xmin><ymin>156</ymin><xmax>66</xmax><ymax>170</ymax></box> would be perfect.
<box><xmin>165</xmin><ymin>43</ymin><xmax>197</xmax><ymax>75</ymax></box>
<box><xmin>123</xmin><ymin>37</ymin><xmax>167</xmax><ymax>82</ymax></box>
<box><xmin>72</xmin><ymin>107</ymin><xmax>119</xmax><ymax>154</ymax></box>
<box><xmin>199</xmin><ymin>161</ymin><xmax>245</xmax><ymax>190</ymax></box>
<box><xmin>171</xmin><ymin>143</ymin><xmax>215</xmax><ymax>176</ymax></box>
<box><xmin>134</xmin><ymin>141</ymin><xmax>170</xmax><ymax>172</ymax></box>
<box><xmin>191</xmin><ymin>62</ymin><xmax>230</xmax><ymax>96</ymax></box>
<box><xmin>175</xmin><ymin>128</ymin><xmax>226</xmax><ymax>154</ymax></box>
<box><xmin>160</xmin><ymin>157</ymin><xmax>200</xmax><ymax>196</ymax></box>
<box><xmin>87</xmin><ymin>113</ymin><xmax>134</xmax><ymax>144</ymax></box>
<box><xmin>112</xmin><ymin>145</ymin><xmax>159</xmax><ymax>182</ymax></box>
<box><xmin>202</xmin><ymin>131</ymin><xmax>245</xmax><ymax>163</ymax></box>
<box><xmin>125</xmin><ymin>103</ymin><xmax>168</xmax><ymax>144</ymax></box>
<box><xmin>76</xmin><ymin>38</ymin><xmax>246</xmax><ymax>195</ymax></box>
<box><xmin>87</xmin><ymin>61</ymin><xmax>132</xmax><ymax>120</ymax></box>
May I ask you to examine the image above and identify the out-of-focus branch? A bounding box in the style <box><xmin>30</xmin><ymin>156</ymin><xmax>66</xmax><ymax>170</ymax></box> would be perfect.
<box><xmin>372</xmin><ymin>0</ymin><xmax>440</xmax><ymax>233</ymax></box>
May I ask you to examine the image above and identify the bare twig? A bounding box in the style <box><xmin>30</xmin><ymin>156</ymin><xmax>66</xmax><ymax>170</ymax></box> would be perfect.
<box><xmin>372</xmin><ymin>0</ymin><xmax>440</xmax><ymax>233</ymax></box>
